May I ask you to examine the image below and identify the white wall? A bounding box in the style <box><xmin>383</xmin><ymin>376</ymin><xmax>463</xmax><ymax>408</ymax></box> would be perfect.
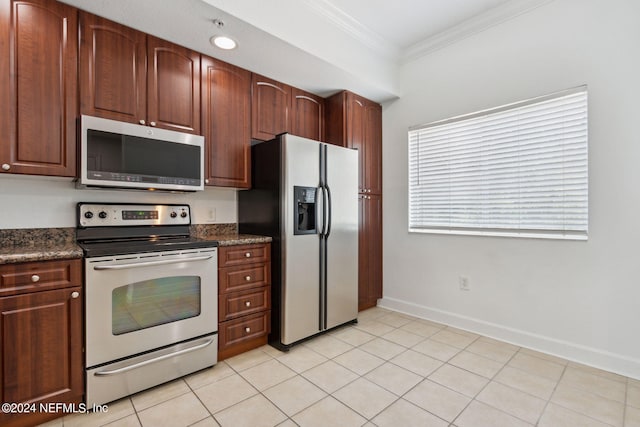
<box><xmin>381</xmin><ymin>0</ymin><xmax>640</xmax><ymax>378</ymax></box>
<box><xmin>0</xmin><ymin>175</ymin><xmax>237</xmax><ymax>228</ymax></box>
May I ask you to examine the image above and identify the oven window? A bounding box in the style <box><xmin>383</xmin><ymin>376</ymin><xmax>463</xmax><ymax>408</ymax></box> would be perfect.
<box><xmin>112</xmin><ymin>276</ymin><xmax>201</xmax><ymax>335</ymax></box>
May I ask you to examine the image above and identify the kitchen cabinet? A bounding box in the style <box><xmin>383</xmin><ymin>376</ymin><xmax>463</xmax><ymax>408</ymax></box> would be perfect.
<box><xmin>326</xmin><ymin>90</ymin><xmax>383</xmax><ymax>310</ymax></box>
<box><xmin>217</xmin><ymin>243</ymin><xmax>271</xmax><ymax>360</ymax></box>
<box><xmin>251</xmin><ymin>75</ymin><xmax>325</xmax><ymax>142</ymax></box>
<box><xmin>325</xmin><ymin>90</ymin><xmax>382</xmax><ymax>194</ymax></box>
<box><xmin>80</xmin><ymin>12</ymin><xmax>201</xmax><ymax>134</ymax></box>
<box><xmin>291</xmin><ymin>88</ymin><xmax>325</xmax><ymax>141</ymax></box>
<box><xmin>251</xmin><ymin>74</ymin><xmax>291</xmax><ymax>141</ymax></box>
<box><xmin>201</xmin><ymin>56</ymin><xmax>251</xmax><ymax>188</ymax></box>
<box><xmin>0</xmin><ymin>0</ymin><xmax>78</xmax><ymax>177</ymax></box>
<box><xmin>0</xmin><ymin>259</ymin><xmax>83</xmax><ymax>427</ymax></box>
<box><xmin>358</xmin><ymin>194</ymin><xmax>382</xmax><ymax>311</ymax></box>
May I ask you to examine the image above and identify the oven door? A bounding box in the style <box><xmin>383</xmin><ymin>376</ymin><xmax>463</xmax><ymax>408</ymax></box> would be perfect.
<box><xmin>85</xmin><ymin>248</ymin><xmax>217</xmax><ymax>368</ymax></box>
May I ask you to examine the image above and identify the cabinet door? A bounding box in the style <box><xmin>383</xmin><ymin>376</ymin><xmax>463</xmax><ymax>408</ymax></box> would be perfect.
<box><xmin>364</xmin><ymin>102</ymin><xmax>383</xmax><ymax>194</ymax></box>
<box><xmin>147</xmin><ymin>36</ymin><xmax>201</xmax><ymax>134</ymax></box>
<box><xmin>202</xmin><ymin>56</ymin><xmax>251</xmax><ymax>188</ymax></box>
<box><xmin>79</xmin><ymin>12</ymin><xmax>146</xmax><ymax>124</ymax></box>
<box><xmin>324</xmin><ymin>91</ymin><xmax>347</xmax><ymax>147</ymax></box>
<box><xmin>346</xmin><ymin>93</ymin><xmax>368</xmax><ymax>193</ymax></box>
<box><xmin>291</xmin><ymin>88</ymin><xmax>324</xmax><ymax>141</ymax></box>
<box><xmin>251</xmin><ymin>74</ymin><xmax>291</xmax><ymax>141</ymax></box>
<box><xmin>358</xmin><ymin>194</ymin><xmax>382</xmax><ymax>311</ymax></box>
<box><xmin>0</xmin><ymin>0</ymin><xmax>77</xmax><ymax>177</ymax></box>
<box><xmin>0</xmin><ymin>287</ymin><xmax>83</xmax><ymax>427</ymax></box>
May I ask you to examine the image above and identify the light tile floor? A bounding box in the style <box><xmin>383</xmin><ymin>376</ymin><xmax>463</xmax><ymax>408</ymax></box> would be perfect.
<box><xmin>39</xmin><ymin>307</ymin><xmax>640</xmax><ymax>427</ymax></box>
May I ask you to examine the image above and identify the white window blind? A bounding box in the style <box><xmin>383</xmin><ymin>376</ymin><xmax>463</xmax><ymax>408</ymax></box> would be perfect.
<box><xmin>408</xmin><ymin>86</ymin><xmax>588</xmax><ymax>239</ymax></box>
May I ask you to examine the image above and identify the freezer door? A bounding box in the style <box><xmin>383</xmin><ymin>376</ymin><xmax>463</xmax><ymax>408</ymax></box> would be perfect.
<box><xmin>324</xmin><ymin>144</ymin><xmax>359</xmax><ymax>329</ymax></box>
<box><xmin>282</xmin><ymin>135</ymin><xmax>321</xmax><ymax>345</ymax></box>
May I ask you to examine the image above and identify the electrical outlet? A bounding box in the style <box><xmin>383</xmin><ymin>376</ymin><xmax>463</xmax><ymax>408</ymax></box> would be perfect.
<box><xmin>459</xmin><ymin>276</ymin><xmax>470</xmax><ymax>291</ymax></box>
<box><xmin>205</xmin><ymin>208</ymin><xmax>216</xmax><ymax>223</ymax></box>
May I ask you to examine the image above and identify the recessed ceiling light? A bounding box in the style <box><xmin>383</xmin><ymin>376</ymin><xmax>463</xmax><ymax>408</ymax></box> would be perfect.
<box><xmin>211</xmin><ymin>35</ymin><xmax>237</xmax><ymax>50</ymax></box>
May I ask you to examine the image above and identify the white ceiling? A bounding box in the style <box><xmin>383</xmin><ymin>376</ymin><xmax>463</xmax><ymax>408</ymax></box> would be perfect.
<box><xmin>60</xmin><ymin>0</ymin><xmax>550</xmax><ymax>102</ymax></box>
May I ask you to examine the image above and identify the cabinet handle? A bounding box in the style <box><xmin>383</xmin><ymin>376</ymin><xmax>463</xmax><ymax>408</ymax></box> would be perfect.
<box><xmin>71</xmin><ymin>291</ymin><xmax>80</xmax><ymax>299</ymax></box>
<box><xmin>150</xmin><ymin>121</ymin><xmax>156</xmax><ymax>127</ymax></box>
<box><xmin>139</xmin><ymin>119</ymin><xmax>146</xmax><ymax>125</ymax></box>
<box><xmin>1</xmin><ymin>163</ymin><xmax>10</xmax><ymax>171</ymax></box>
<box><xmin>245</xmin><ymin>275</ymin><xmax>251</xmax><ymax>281</ymax></box>
<box><xmin>245</xmin><ymin>301</ymin><xmax>251</xmax><ymax>307</ymax></box>
<box><xmin>245</xmin><ymin>252</ymin><xmax>251</xmax><ymax>258</ymax></box>
<box><xmin>245</xmin><ymin>327</ymin><xmax>251</xmax><ymax>333</ymax></box>
<box><xmin>31</xmin><ymin>274</ymin><xmax>40</xmax><ymax>282</ymax></box>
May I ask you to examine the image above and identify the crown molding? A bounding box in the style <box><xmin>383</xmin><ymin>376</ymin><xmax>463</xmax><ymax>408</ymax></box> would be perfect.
<box><xmin>401</xmin><ymin>0</ymin><xmax>555</xmax><ymax>64</ymax></box>
<box><xmin>301</xmin><ymin>0</ymin><xmax>400</xmax><ymax>61</ymax></box>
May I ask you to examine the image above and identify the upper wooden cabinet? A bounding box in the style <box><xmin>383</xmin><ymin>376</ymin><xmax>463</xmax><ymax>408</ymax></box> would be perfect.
<box><xmin>202</xmin><ymin>56</ymin><xmax>251</xmax><ymax>188</ymax></box>
<box><xmin>146</xmin><ymin>36</ymin><xmax>200</xmax><ymax>134</ymax></box>
<box><xmin>325</xmin><ymin>91</ymin><xmax>382</xmax><ymax>194</ymax></box>
<box><xmin>79</xmin><ymin>12</ymin><xmax>201</xmax><ymax>134</ymax></box>
<box><xmin>251</xmin><ymin>74</ymin><xmax>291</xmax><ymax>141</ymax></box>
<box><xmin>0</xmin><ymin>0</ymin><xmax>78</xmax><ymax>177</ymax></box>
<box><xmin>251</xmin><ymin>74</ymin><xmax>325</xmax><ymax>142</ymax></box>
<box><xmin>291</xmin><ymin>88</ymin><xmax>324</xmax><ymax>141</ymax></box>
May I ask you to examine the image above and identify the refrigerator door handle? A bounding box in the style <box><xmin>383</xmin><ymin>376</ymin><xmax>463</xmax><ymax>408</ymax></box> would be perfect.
<box><xmin>325</xmin><ymin>184</ymin><xmax>332</xmax><ymax>238</ymax></box>
<box><xmin>317</xmin><ymin>185</ymin><xmax>325</xmax><ymax>236</ymax></box>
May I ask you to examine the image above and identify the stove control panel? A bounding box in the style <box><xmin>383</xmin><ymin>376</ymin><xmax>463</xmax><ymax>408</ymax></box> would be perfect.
<box><xmin>78</xmin><ymin>203</ymin><xmax>191</xmax><ymax>227</ymax></box>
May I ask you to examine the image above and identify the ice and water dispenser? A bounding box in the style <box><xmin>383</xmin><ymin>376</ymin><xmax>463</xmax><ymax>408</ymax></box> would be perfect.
<box><xmin>294</xmin><ymin>186</ymin><xmax>317</xmax><ymax>235</ymax></box>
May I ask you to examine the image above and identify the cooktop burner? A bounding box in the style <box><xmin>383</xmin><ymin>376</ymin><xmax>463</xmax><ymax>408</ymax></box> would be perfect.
<box><xmin>76</xmin><ymin>203</ymin><xmax>218</xmax><ymax>257</ymax></box>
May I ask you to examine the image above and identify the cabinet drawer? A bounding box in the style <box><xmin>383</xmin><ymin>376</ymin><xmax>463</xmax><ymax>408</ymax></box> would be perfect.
<box><xmin>0</xmin><ymin>259</ymin><xmax>82</xmax><ymax>297</ymax></box>
<box><xmin>219</xmin><ymin>263</ymin><xmax>270</xmax><ymax>294</ymax></box>
<box><xmin>218</xmin><ymin>244</ymin><xmax>270</xmax><ymax>268</ymax></box>
<box><xmin>219</xmin><ymin>286</ymin><xmax>270</xmax><ymax>321</ymax></box>
<box><xmin>219</xmin><ymin>311</ymin><xmax>271</xmax><ymax>351</ymax></box>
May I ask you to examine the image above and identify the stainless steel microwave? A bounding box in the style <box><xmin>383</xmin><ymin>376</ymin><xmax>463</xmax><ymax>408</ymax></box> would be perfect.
<box><xmin>78</xmin><ymin>115</ymin><xmax>204</xmax><ymax>192</ymax></box>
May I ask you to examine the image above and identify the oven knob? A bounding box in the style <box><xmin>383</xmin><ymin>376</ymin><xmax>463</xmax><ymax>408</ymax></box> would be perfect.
<box><xmin>84</xmin><ymin>211</ymin><xmax>94</xmax><ymax>219</ymax></box>
<box><xmin>180</xmin><ymin>211</ymin><xmax>188</xmax><ymax>218</ymax></box>
<box><xmin>170</xmin><ymin>211</ymin><xmax>177</xmax><ymax>218</ymax></box>
<box><xmin>98</xmin><ymin>211</ymin><xmax>108</xmax><ymax>219</ymax></box>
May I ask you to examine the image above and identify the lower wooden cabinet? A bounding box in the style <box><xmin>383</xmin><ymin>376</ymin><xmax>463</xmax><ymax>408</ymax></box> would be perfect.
<box><xmin>358</xmin><ymin>194</ymin><xmax>382</xmax><ymax>311</ymax></box>
<box><xmin>0</xmin><ymin>259</ymin><xmax>83</xmax><ymax>427</ymax></box>
<box><xmin>217</xmin><ymin>243</ymin><xmax>271</xmax><ymax>360</ymax></box>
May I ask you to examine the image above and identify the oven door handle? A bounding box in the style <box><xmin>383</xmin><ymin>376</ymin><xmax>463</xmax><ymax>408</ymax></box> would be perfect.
<box><xmin>92</xmin><ymin>255</ymin><xmax>213</xmax><ymax>270</ymax></box>
<box><xmin>93</xmin><ymin>338</ymin><xmax>215</xmax><ymax>376</ymax></box>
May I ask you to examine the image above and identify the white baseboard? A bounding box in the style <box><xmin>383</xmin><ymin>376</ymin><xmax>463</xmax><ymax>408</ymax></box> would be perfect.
<box><xmin>378</xmin><ymin>296</ymin><xmax>640</xmax><ymax>380</ymax></box>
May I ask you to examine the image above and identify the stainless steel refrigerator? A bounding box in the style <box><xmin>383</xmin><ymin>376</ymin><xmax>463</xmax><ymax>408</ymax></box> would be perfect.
<box><xmin>239</xmin><ymin>133</ymin><xmax>358</xmax><ymax>350</ymax></box>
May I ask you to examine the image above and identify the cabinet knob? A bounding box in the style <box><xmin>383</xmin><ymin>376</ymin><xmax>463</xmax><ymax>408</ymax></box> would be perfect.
<box><xmin>31</xmin><ymin>274</ymin><xmax>40</xmax><ymax>283</ymax></box>
<box><xmin>150</xmin><ymin>121</ymin><xmax>156</xmax><ymax>127</ymax></box>
<box><xmin>1</xmin><ymin>163</ymin><xmax>10</xmax><ymax>171</ymax></box>
<box><xmin>367</xmin><ymin>189</ymin><xmax>371</xmax><ymax>193</ymax></box>
<box><xmin>139</xmin><ymin>119</ymin><xmax>146</xmax><ymax>125</ymax></box>
<box><xmin>205</xmin><ymin>179</ymin><xmax>209</xmax><ymax>184</ymax></box>
<box><xmin>245</xmin><ymin>252</ymin><xmax>251</xmax><ymax>258</ymax></box>
<box><xmin>245</xmin><ymin>275</ymin><xmax>251</xmax><ymax>281</ymax></box>
<box><xmin>71</xmin><ymin>291</ymin><xmax>80</xmax><ymax>299</ymax></box>
<box><xmin>245</xmin><ymin>301</ymin><xmax>251</xmax><ymax>307</ymax></box>
<box><xmin>245</xmin><ymin>327</ymin><xmax>251</xmax><ymax>333</ymax></box>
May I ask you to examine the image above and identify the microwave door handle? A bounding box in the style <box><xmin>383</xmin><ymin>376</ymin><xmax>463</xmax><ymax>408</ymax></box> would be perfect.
<box><xmin>93</xmin><ymin>255</ymin><xmax>213</xmax><ymax>270</ymax></box>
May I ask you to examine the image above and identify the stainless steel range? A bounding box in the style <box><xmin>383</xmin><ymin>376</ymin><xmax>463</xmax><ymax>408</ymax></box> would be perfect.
<box><xmin>76</xmin><ymin>203</ymin><xmax>218</xmax><ymax>406</ymax></box>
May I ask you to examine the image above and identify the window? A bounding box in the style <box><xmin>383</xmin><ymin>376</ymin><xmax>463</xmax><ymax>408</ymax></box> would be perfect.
<box><xmin>408</xmin><ymin>86</ymin><xmax>588</xmax><ymax>239</ymax></box>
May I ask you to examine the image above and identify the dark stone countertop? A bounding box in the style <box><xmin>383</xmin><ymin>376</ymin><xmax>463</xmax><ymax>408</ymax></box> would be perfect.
<box><xmin>0</xmin><ymin>225</ymin><xmax>271</xmax><ymax>265</ymax></box>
